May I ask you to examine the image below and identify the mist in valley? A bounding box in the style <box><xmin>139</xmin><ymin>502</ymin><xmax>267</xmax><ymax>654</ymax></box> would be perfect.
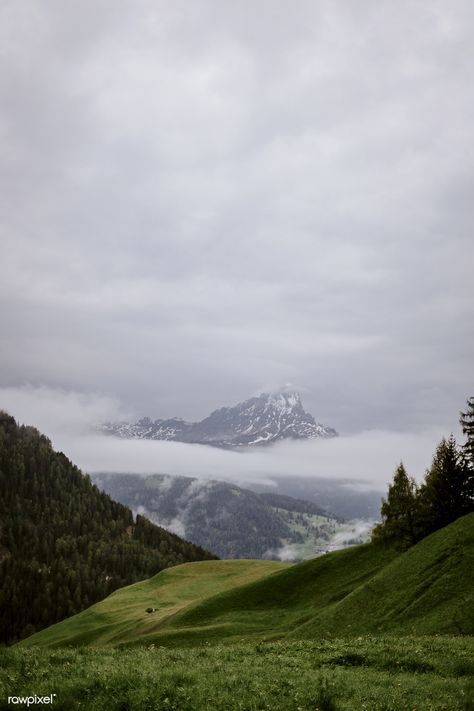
<box><xmin>1</xmin><ymin>385</ymin><xmax>460</xmax><ymax>495</ymax></box>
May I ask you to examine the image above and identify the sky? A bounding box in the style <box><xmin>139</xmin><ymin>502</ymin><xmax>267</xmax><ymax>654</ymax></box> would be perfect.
<box><xmin>1</xmin><ymin>1</ymin><xmax>473</xmax><ymax>455</ymax></box>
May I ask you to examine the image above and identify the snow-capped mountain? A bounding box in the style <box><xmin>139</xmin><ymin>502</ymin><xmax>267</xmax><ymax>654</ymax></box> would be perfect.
<box><xmin>101</xmin><ymin>390</ymin><xmax>338</xmax><ymax>448</ymax></box>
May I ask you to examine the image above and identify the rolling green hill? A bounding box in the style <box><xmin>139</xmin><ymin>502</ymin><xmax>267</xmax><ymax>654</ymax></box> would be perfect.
<box><xmin>21</xmin><ymin>513</ymin><xmax>474</xmax><ymax>649</ymax></box>
<box><xmin>161</xmin><ymin>512</ymin><xmax>474</xmax><ymax>645</ymax></box>
<box><xmin>292</xmin><ymin>510</ymin><xmax>474</xmax><ymax>638</ymax></box>
<box><xmin>19</xmin><ymin>560</ymin><xmax>288</xmax><ymax>648</ymax></box>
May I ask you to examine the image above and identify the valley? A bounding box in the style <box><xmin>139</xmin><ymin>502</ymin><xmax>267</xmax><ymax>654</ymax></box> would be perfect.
<box><xmin>92</xmin><ymin>473</ymin><xmax>374</xmax><ymax>560</ymax></box>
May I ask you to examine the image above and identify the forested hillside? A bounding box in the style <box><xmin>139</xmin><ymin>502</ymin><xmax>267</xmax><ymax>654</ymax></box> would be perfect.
<box><xmin>92</xmin><ymin>473</ymin><xmax>362</xmax><ymax>560</ymax></box>
<box><xmin>0</xmin><ymin>412</ymin><xmax>216</xmax><ymax>644</ymax></box>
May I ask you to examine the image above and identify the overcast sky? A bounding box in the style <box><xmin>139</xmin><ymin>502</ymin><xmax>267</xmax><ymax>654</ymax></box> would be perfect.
<box><xmin>1</xmin><ymin>0</ymin><xmax>473</xmax><ymax>437</ymax></box>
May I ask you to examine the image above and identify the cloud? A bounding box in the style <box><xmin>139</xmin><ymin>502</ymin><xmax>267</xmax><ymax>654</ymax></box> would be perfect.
<box><xmin>329</xmin><ymin>520</ymin><xmax>374</xmax><ymax>547</ymax></box>
<box><xmin>0</xmin><ymin>385</ymin><xmax>461</xmax><ymax>489</ymax></box>
<box><xmin>0</xmin><ymin>1</ymin><xmax>473</xmax><ymax>432</ymax></box>
<box><xmin>0</xmin><ymin>384</ymin><xmax>125</xmax><ymax>436</ymax></box>
<box><xmin>264</xmin><ymin>544</ymin><xmax>299</xmax><ymax>563</ymax></box>
<box><xmin>265</xmin><ymin>520</ymin><xmax>376</xmax><ymax>561</ymax></box>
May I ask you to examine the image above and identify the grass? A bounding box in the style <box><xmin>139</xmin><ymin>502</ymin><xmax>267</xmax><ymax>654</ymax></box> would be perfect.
<box><xmin>1</xmin><ymin>637</ymin><xmax>474</xmax><ymax>710</ymax></box>
<box><xmin>19</xmin><ymin>560</ymin><xmax>289</xmax><ymax>648</ymax></box>
<box><xmin>10</xmin><ymin>515</ymin><xmax>474</xmax><ymax>709</ymax></box>
<box><xmin>145</xmin><ymin>512</ymin><xmax>474</xmax><ymax>646</ymax></box>
<box><xmin>291</xmin><ymin>511</ymin><xmax>474</xmax><ymax>639</ymax></box>
<box><xmin>21</xmin><ymin>514</ymin><xmax>474</xmax><ymax>649</ymax></box>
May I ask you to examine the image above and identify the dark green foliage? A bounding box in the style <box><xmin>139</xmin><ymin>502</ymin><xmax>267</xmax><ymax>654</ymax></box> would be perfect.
<box><xmin>0</xmin><ymin>412</ymin><xmax>216</xmax><ymax>645</ymax></box>
<box><xmin>460</xmin><ymin>396</ymin><xmax>474</xmax><ymax>466</ymax></box>
<box><xmin>418</xmin><ymin>434</ymin><xmax>474</xmax><ymax>535</ymax></box>
<box><xmin>373</xmin><ymin>399</ymin><xmax>474</xmax><ymax>549</ymax></box>
<box><xmin>371</xmin><ymin>463</ymin><xmax>419</xmax><ymax>549</ymax></box>
<box><xmin>179</xmin><ymin>482</ymin><xmax>289</xmax><ymax>559</ymax></box>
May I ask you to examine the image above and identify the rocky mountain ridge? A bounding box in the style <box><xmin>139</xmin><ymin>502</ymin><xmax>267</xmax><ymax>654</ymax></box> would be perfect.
<box><xmin>102</xmin><ymin>390</ymin><xmax>338</xmax><ymax>448</ymax></box>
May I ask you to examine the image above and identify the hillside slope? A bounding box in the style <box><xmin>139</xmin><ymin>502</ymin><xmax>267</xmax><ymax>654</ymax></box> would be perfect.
<box><xmin>293</xmin><ymin>510</ymin><xmax>474</xmax><ymax>638</ymax></box>
<box><xmin>22</xmin><ymin>513</ymin><xmax>474</xmax><ymax>648</ymax></box>
<box><xmin>162</xmin><ymin>512</ymin><xmax>474</xmax><ymax>644</ymax></box>
<box><xmin>0</xmin><ymin>412</ymin><xmax>216</xmax><ymax>644</ymax></box>
<box><xmin>19</xmin><ymin>560</ymin><xmax>288</xmax><ymax>648</ymax></box>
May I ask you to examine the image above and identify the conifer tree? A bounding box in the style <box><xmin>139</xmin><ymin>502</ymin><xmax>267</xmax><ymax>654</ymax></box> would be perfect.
<box><xmin>460</xmin><ymin>397</ymin><xmax>474</xmax><ymax>467</ymax></box>
<box><xmin>418</xmin><ymin>434</ymin><xmax>474</xmax><ymax>535</ymax></box>
<box><xmin>371</xmin><ymin>462</ymin><xmax>419</xmax><ymax>549</ymax></box>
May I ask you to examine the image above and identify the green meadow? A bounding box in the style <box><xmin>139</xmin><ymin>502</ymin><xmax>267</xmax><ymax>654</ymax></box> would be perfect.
<box><xmin>17</xmin><ymin>560</ymin><xmax>289</xmax><ymax>648</ymax></box>
<box><xmin>1</xmin><ymin>637</ymin><xmax>473</xmax><ymax>710</ymax></box>
<box><xmin>3</xmin><ymin>514</ymin><xmax>473</xmax><ymax>710</ymax></box>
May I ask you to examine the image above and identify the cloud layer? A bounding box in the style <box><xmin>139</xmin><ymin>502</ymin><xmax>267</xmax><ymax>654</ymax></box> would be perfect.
<box><xmin>1</xmin><ymin>386</ymin><xmax>461</xmax><ymax>489</ymax></box>
<box><xmin>1</xmin><ymin>1</ymin><xmax>473</xmax><ymax>432</ymax></box>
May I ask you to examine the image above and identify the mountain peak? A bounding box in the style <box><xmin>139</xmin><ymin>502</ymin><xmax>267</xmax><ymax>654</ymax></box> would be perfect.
<box><xmin>263</xmin><ymin>390</ymin><xmax>302</xmax><ymax>410</ymax></box>
<box><xmin>102</xmin><ymin>391</ymin><xmax>337</xmax><ymax>449</ymax></box>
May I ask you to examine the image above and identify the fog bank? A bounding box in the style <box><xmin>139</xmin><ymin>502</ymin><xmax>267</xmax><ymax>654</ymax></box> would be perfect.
<box><xmin>1</xmin><ymin>385</ymin><xmax>463</xmax><ymax>489</ymax></box>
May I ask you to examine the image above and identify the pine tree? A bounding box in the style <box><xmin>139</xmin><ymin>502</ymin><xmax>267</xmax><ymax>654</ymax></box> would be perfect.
<box><xmin>418</xmin><ymin>434</ymin><xmax>474</xmax><ymax>535</ymax></box>
<box><xmin>460</xmin><ymin>397</ymin><xmax>474</xmax><ymax>467</ymax></box>
<box><xmin>371</xmin><ymin>462</ymin><xmax>419</xmax><ymax>549</ymax></box>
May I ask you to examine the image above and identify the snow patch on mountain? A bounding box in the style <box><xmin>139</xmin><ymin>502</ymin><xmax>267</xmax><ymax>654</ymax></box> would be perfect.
<box><xmin>101</xmin><ymin>390</ymin><xmax>338</xmax><ymax>449</ymax></box>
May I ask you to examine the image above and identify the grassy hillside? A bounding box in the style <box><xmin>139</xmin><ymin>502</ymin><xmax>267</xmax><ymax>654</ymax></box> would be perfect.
<box><xmin>22</xmin><ymin>514</ymin><xmax>474</xmax><ymax>650</ymax></box>
<box><xmin>20</xmin><ymin>560</ymin><xmax>288</xmax><ymax>648</ymax></box>
<box><xmin>156</xmin><ymin>512</ymin><xmax>474</xmax><ymax>646</ymax></box>
<box><xmin>293</xmin><ymin>510</ymin><xmax>474</xmax><ymax>638</ymax></box>
<box><xmin>150</xmin><ymin>541</ymin><xmax>398</xmax><ymax>646</ymax></box>
<box><xmin>14</xmin><ymin>515</ymin><xmax>474</xmax><ymax>709</ymax></box>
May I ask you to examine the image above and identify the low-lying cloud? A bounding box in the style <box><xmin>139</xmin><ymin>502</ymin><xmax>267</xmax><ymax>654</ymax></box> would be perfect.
<box><xmin>1</xmin><ymin>385</ymin><xmax>463</xmax><ymax>489</ymax></box>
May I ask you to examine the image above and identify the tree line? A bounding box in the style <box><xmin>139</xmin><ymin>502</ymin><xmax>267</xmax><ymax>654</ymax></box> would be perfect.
<box><xmin>372</xmin><ymin>398</ymin><xmax>474</xmax><ymax>549</ymax></box>
<box><xmin>0</xmin><ymin>412</ymin><xmax>217</xmax><ymax>644</ymax></box>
